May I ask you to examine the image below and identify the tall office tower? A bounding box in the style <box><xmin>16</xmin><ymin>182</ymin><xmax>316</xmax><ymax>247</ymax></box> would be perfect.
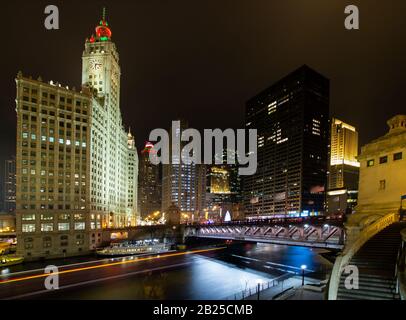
<box><xmin>15</xmin><ymin>12</ymin><xmax>138</xmax><ymax>259</ymax></box>
<box><xmin>207</xmin><ymin>166</ymin><xmax>230</xmax><ymax>194</ymax></box>
<box><xmin>243</xmin><ymin>65</ymin><xmax>329</xmax><ymax>219</ymax></box>
<box><xmin>82</xmin><ymin>12</ymin><xmax>138</xmax><ymax>229</ymax></box>
<box><xmin>15</xmin><ymin>76</ymin><xmax>93</xmax><ymax>258</ymax></box>
<box><xmin>327</xmin><ymin>118</ymin><xmax>359</xmax><ymax>215</ymax></box>
<box><xmin>161</xmin><ymin>120</ymin><xmax>206</xmax><ymax>221</ymax></box>
<box><xmin>138</xmin><ymin>142</ymin><xmax>161</xmax><ymax>219</ymax></box>
<box><xmin>127</xmin><ymin>130</ymin><xmax>139</xmax><ymax>225</ymax></box>
<box><xmin>4</xmin><ymin>158</ymin><xmax>16</xmax><ymax>213</ymax></box>
<box><xmin>213</xmin><ymin>149</ymin><xmax>242</xmax><ymax>198</ymax></box>
<box><xmin>205</xmin><ymin>165</ymin><xmax>232</xmax><ymax>222</ymax></box>
<box><xmin>205</xmin><ymin>149</ymin><xmax>243</xmax><ymax>222</ymax></box>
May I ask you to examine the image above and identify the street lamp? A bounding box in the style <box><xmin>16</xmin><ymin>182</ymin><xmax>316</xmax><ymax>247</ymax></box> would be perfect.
<box><xmin>256</xmin><ymin>279</ymin><xmax>263</xmax><ymax>300</ymax></box>
<box><xmin>300</xmin><ymin>265</ymin><xmax>307</xmax><ymax>286</ymax></box>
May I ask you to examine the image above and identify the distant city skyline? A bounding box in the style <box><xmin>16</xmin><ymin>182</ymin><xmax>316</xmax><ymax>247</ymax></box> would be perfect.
<box><xmin>2</xmin><ymin>1</ymin><xmax>406</xmax><ymax>169</ymax></box>
<box><xmin>1</xmin><ymin>2</ymin><xmax>406</xmax><ymax>303</ymax></box>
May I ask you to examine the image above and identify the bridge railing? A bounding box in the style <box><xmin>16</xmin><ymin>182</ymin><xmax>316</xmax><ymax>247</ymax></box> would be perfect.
<box><xmin>191</xmin><ymin>216</ymin><xmax>343</xmax><ymax>227</ymax></box>
<box><xmin>327</xmin><ymin>212</ymin><xmax>399</xmax><ymax>300</ymax></box>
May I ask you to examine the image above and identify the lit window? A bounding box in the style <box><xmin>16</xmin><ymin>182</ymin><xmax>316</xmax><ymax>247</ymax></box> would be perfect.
<box><xmin>367</xmin><ymin>159</ymin><xmax>374</xmax><ymax>167</ymax></box>
<box><xmin>41</xmin><ymin>223</ymin><xmax>54</xmax><ymax>232</ymax></box>
<box><xmin>58</xmin><ymin>213</ymin><xmax>70</xmax><ymax>220</ymax></box>
<box><xmin>22</xmin><ymin>224</ymin><xmax>36</xmax><ymax>233</ymax></box>
<box><xmin>74</xmin><ymin>222</ymin><xmax>85</xmax><ymax>230</ymax></box>
<box><xmin>22</xmin><ymin>214</ymin><xmax>36</xmax><ymax>221</ymax></box>
<box><xmin>40</xmin><ymin>214</ymin><xmax>54</xmax><ymax>221</ymax></box>
<box><xmin>58</xmin><ymin>223</ymin><xmax>70</xmax><ymax>231</ymax></box>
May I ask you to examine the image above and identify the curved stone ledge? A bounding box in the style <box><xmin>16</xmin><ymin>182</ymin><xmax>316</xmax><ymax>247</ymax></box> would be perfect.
<box><xmin>328</xmin><ymin>212</ymin><xmax>399</xmax><ymax>300</ymax></box>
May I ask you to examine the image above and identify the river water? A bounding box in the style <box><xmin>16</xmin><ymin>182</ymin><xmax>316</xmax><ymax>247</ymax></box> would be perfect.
<box><xmin>4</xmin><ymin>242</ymin><xmax>334</xmax><ymax>300</ymax></box>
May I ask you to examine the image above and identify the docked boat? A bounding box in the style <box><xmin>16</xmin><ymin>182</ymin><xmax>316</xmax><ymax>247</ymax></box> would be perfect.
<box><xmin>96</xmin><ymin>240</ymin><xmax>170</xmax><ymax>257</ymax></box>
<box><xmin>0</xmin><ymin>255</ymin><xmax>24</xmax><ymax>268</ymax></box>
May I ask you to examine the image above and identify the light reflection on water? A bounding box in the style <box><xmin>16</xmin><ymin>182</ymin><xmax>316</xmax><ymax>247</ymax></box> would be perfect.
<box><xmin>35</xmin><ymin>243</ymin><xmax>332</xmax><ymax>300</ymax></box>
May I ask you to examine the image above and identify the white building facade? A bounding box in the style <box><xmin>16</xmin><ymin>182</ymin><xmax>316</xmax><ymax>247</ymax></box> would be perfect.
<box><xmin>15</xmin><ymin>14</ymin><xmax>138</xmax><ymax>259</ymax></box>
<box><xmin>346</xmin><ymin>115</ymin><xmax>406</xmax><ymax>243</ymax></box>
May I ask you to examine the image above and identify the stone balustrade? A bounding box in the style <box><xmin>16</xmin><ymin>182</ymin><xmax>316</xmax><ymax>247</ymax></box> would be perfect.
<box><xmin>328</xmin><ymin>212</ymin><xmax>399</xmax><ymax>300</ymax></box>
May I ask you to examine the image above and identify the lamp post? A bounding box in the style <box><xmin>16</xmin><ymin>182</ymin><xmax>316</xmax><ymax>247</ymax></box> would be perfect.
<box><xmin>256</xmin><ymin>279</ymin><xmax>263</xmax><ymax>300</ymax></box>
<box><xmin>301</xmin><ymin>265</ymin><xmax>307</xmax><ymax>286</ymax></box>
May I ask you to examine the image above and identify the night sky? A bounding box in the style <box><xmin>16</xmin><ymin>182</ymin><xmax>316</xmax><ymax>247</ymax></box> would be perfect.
<box><xmin>1</xmin><ymin>0</ymin><xmax>406</xmax><ymax>168</ymax></box>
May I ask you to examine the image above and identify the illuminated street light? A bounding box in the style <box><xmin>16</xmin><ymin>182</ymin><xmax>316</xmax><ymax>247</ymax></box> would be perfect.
<box><xmin>301</xmin><ymin>265</ymin><xmax>307</xmax><ymax>286</ymax></box>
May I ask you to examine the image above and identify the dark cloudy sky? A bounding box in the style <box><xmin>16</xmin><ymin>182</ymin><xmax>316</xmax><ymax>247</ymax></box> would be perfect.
<box><xmin>1</xmin><ymin>0</ymin><xmax>406</xmax><ymax>167</ymax></box>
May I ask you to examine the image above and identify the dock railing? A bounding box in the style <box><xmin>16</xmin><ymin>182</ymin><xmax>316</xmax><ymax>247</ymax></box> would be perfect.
<box><xmin>223</xmin><ymin>273</ymin><xmax>291</xmax><ymax>300</ymax></box>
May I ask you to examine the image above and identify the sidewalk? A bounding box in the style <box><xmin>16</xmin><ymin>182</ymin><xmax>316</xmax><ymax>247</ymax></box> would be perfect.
<box><xmin>286</xmin><ymin>287</ymin><xmax>325</xmax><ymax>300</ymax></box>
<box><xmin>243</xmin><ymin>276</ymin><xmax>325</xmax><ymax>300</ymax></box>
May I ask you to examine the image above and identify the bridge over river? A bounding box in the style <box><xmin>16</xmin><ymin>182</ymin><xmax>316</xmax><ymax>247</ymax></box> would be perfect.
<box><xmin>102</xmin><ymin>216</ymin><xmax>345</xmax><ymax>249</ymax></box>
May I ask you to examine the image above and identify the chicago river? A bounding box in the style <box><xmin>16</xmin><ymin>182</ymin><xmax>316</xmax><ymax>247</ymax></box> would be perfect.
<box><xmin>0</xmin><ymin>243</ymin><xmax>333</xmax><ymax>300</ymax></box>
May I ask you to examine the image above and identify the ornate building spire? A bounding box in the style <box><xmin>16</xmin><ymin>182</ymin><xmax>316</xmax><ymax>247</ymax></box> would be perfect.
<box><xmin>102</xmin><ymin>7</ymin><xmax>106</xmax><ymax>21</ymax></box>
<box><xmin>92</xmin><ymin>7</ymin><xmax>112</xmax><ymax>41</ymax></box>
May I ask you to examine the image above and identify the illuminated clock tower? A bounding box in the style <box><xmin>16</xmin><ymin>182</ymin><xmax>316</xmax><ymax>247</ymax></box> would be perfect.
<box><xmin>82</xmin><ymin>8</ymin><xmax>120</xmax><ymax>102</ymax></box>
<box><xmin>81</xmin><ymin>9</ymin><xmax>137</xmax><ymax>229</ymax></box>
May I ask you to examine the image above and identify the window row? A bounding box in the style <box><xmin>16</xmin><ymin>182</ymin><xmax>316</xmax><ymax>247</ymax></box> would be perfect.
<box><xmin>367</xmin><ymin>152</ymin><xmax>403</xmax><ymax>167</ymax></box>
<box><xmin>22</xmin><ymin>222</ymin><xmax>86</xmax><ymax>232</ymax></box>
<box><xmin>21</xmin><ymin>213</ymin><xmax>86</xmax><ymax>221</ymax></box>
<box><xmin>23</xmin><ymin>234</ymin><xmax>88</xmax><ymax>250</ymax></box>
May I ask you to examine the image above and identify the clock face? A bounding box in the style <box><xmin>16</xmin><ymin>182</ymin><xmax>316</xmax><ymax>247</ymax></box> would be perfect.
<box><xmin>89</xmin><ymin>58</ymin><xmax>102</xmax><ymax>71</ymax></box>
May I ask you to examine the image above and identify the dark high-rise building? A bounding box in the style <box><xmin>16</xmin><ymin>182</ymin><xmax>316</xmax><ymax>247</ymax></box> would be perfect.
<box><xmin>138</xmin><ymin>142</ymin><xmax>161</xmax><ymax>219</ymax></box>
<box><xmin>4</xmin><ymin>157</ymin><xmax>16</xmax><ymax>213</ymax></box>
<box><xmin>243</xmin><ymin>65</ymin><xmax>329</xmax><ymax>218</ymax></box>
